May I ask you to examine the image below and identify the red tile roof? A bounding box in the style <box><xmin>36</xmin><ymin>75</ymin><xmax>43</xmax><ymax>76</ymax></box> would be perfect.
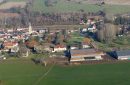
<box><xmin>3</xmin><ymin>42</ymin><xmax>18</xmax><ymax>47</ymax></box>
<box><xmin>55</xmin><ymin>45</ymin><xmax>66</xmax><ymax>48</ymax></box>
<box><xmin>0</xmin><ymin>12</ymin><xmax>20</xmax><ymax>19</ymax></box>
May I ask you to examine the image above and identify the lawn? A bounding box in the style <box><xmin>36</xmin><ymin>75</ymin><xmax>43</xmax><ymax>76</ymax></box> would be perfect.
<box><xmin>0</xmin><ymin>58</ymin><xmax>130</xmax><ymax>85</ymax></box>
<box><xmin>67</xmin><ymin>32</ymin><xmax>84</xmax><ymax>45</ymax></box>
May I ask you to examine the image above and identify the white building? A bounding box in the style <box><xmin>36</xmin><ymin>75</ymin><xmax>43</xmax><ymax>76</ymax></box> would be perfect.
<box><xmin>52</xmin><ymin>45</ymin><xmax>66</xmax><ymax>52</ymax></box>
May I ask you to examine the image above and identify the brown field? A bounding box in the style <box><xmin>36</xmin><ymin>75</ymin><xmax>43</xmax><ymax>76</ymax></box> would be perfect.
<box><xmin>0</xmin><ymin>1</ymin><xmax>26</xmax><ymax>9</ymax></box>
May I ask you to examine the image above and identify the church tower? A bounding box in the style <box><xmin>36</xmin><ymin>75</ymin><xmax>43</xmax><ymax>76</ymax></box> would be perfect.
<box><xmin>28</xmin><ymin>22</ymin><xmax>32</xmax><ymax>34</ymax></box>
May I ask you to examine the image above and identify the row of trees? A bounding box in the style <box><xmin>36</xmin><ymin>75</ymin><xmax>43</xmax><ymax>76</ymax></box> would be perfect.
<box><xmin>114</xmin><ymin>16</ymin><xmax>130</xmax><ymax>25</ymax></box>
<box><xmin>96</xmin><ymin>23</ymin><xmax>120</xmax><ymax>44</ymax></box>
<box><xmin>0</xmin><ymin>10</ymin><xmax>98</xmax><ymax>27</ymax></box>
<box><xmin>27</xmin><ymin>11</ymin><xmax>105</xmax><ymax>25</ymax></box>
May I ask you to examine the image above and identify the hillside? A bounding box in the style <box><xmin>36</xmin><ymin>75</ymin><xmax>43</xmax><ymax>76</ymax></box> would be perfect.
<box><xmin>3</xmin><ymin>0</ymin><xmax>130</xmax><ymax>14</ymax></box>
<box><xmin>30</xmin><ymin>0</ymin><xmax>130</xmax><ymax>14</ymax></box>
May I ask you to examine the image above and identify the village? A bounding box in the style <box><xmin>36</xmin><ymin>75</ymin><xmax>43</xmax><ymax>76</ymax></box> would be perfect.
<box><xmin>0</xmin><ymin>15</ymin><xmax>129</xmax><ymax>65</ymax></box>
<box><xmin>0</xmin><ymin>0</ymin><xmax>130</xmax><ymax>85</ymax></box>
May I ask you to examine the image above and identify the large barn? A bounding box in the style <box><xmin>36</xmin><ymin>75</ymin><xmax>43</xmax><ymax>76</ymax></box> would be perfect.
<box><xmin>70</xmin><ymin>49</ymin><xmax>104</xmax><ymax>61</ymax></box>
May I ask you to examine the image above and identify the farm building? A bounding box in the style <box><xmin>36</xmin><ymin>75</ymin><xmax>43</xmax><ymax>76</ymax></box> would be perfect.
<box><xmin>115</xmin><ymin>50</ymin><xmax>130</xmax><ymax>60</ymax></box>
<box><xmin>70</xmin><ymin>49</ymin><xmax>104</xmax><ymax>61</ymax></box>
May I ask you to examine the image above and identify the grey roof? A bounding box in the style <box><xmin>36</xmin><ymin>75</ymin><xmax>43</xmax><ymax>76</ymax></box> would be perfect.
<box><xmin>71</xmin><ymin>48</ymin><xmax>103</xmax><ymax>56</ymax></box>
<box><xmin>116</xmin><ymin>50</ymin><xmax>130</xmax><ymax>56</ymax></box>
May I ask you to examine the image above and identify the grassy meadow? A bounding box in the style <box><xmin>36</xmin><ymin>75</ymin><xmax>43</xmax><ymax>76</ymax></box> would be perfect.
<box><xmin>5</xmin><ymin>0</ymin><xmax>130</xmax><ymax>14</ymax></box>
<box><xmin>0</xmin><ymin>58</ymin><xmax>130</xmax><ymax>85</ymax></box>
<box><xmin>31</xmin><ymin>0</ymin><xmax>130</xmax><ymax>14</ymax></box>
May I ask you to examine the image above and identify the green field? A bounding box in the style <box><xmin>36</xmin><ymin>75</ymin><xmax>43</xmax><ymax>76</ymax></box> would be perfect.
<box><xmin>30</xmin><ymin>0</ymin><xmax>130</xmax><ymax>14</ymax></box>
<box><xmin>0</xmin><ymin>59</ymin><xmax>130</xmax><ymax>85</ymax></box>
<box><xmin>7</xmin><ymin>0</ymin><xmax>130</xmax><ymax>14</ymax></box>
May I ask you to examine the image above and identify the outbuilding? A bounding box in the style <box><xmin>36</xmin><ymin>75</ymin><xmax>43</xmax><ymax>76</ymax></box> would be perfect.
<box><xmin>115</xmin><ymin>50</ymin><xmax>130</xmax><ymax>60</ymax></box>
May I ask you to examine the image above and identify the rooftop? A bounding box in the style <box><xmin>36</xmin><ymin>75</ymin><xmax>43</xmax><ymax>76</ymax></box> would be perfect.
<box><xmin>3</xmin><ymin>42</ymin><xmax>18</xmax><ymax>47</ymax></box>
<box><xmin>116</xmin><ymin>50</ymin><xmax>130</xmax><ymax>56</ymax></box>
<box><xmin>71</xmin><ymin>49</ymin><xmax>104</xmax><ymax>56</ymax></box>
<box><xmin>0</xmin><ymin>12</ymin><xmax>20</xmax><ymax>19</ymax></box>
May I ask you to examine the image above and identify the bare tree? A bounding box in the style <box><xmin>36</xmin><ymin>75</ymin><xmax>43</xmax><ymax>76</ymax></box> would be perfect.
<box><xmin>97</xmin><ymin>28</ymin><xmax>105</xmax><ymax>42</ymax></box>
<box><xmin>97</xmin><ymin>23</ymin><xmax>116</xmax><ymax>43</ymax></box>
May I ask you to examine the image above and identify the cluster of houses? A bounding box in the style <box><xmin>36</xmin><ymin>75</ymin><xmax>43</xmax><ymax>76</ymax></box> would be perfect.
<box><xmin>0</xmin><ymin>21</ymin><xmax>105</xmax><ymax>62</ymax></box>
<box><xmin>0</xmin><ymin>21</ymin><xmax>129</xmax><ymax>62</ymax></box>
<box><xmin>49</xmin><ymin>31</ymin><xmax>106</xmax><ymax>61</ymax></box>
<box><xmin>80</xmin><ymin>18</ymin><xmax>96</xmax><ymax>32</ymax></box>
<box><xmin>80</xmin><ymin>16</ymin><xmax>103</xmax><ymax>32</ymax></box>
<box><xmin>0</xmin><ymin>0</ymin><xmax>129</xmax><ymax>63</ymax></box>
<box><xmin>0</xmin><ymin>23</ymin><xmax>45</xmax><ymax>54</ymax></box>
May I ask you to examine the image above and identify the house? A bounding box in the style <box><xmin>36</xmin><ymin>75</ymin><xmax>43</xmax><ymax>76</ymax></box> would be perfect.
<box><xmin>71</xmin><ymin>46</ymin><xmax>78</xmax><ymax>50</ymax></box>
<box><xmin>87</xmin><ymin>24</ymin><xmax>96</xmax><ymax>32</ymax></box>
<box><xmin>80</xmin><ymin>17</ymin><xmax>96</xmax><ymax>25</ymax></box>
<box><xmin>82</xmin><ymin>28</ymin><xmax>87</xmax><ymax>32</ymax></box>
<box><xmin>82</xmin><ymin>38</ymin><xmax>91</xmax><ymax>49</ymax></box>
<box><xmin>0</xmin><ymin>35</ymin><xmax>5</xmax><ymax>41</ymax></box>
<box><xmin>70</xmin><ymin>49</ymin><xmax>104</xmax><ymax>61</ymax></box>
<box><xmin>87</xmin><ymin>18</ymin><xmax>96</xmax><ymax>25</ymax></box>
<box><xmin>81</xmin><ymin>23</ymin><xmax>97</xmax><ymax>33</ymax></box>
<box><xmin>82</xmin><ymin>42</ymin><xmax>90</xmax><ymax>49</ymax></box>
<box><xmin>52</xmin><ymin>45</ymin><xmax>66</xmax><ymax>52</ymax></box>
<box><xmin>115</xmin><ymin>50</ymin><xmax>130</xmax><ymax>60</ymax></box>
<box><xmin>3</xmin><ymin>41</ymin><xmax>19</xmax><ymax>52</ymax></box>
<box><xmin>7</xmin><ymin>29</ymin><xmax>14</xmax><ymax>32</ymax></box>
<box><xmin>3</xmin><ymin>41</ymin><xmax>18</xmax><ymax>49</ymax></box>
